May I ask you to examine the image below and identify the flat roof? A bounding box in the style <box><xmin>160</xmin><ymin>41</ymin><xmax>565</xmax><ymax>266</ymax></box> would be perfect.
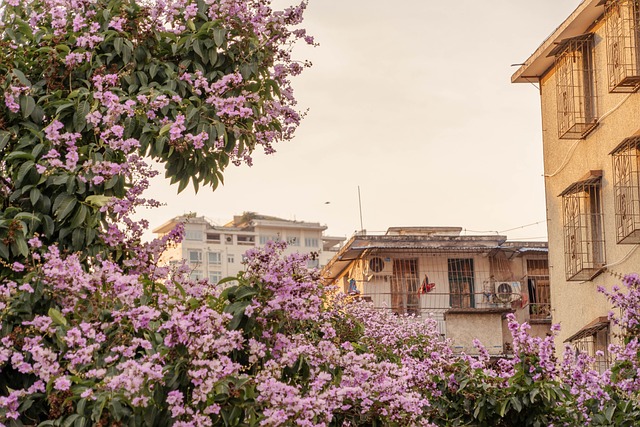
<box><xmin>511</xmin><ymin>0</ymin><xmax>604</xmax><ymax>84</ymax></box>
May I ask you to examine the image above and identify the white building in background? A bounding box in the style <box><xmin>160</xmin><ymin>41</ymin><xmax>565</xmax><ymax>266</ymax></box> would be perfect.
<box><xmin>153</xmin><ymin>212</ymin><xmax>344</xmax><ymax>283</ymax></box>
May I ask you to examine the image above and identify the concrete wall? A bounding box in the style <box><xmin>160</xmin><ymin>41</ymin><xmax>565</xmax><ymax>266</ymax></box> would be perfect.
<box><xmin>445</xmin><ymin>310</ymin><xmax>508</xmax><ymax>355</ymax></box>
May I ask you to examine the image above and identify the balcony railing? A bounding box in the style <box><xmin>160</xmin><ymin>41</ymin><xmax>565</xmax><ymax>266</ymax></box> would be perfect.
<box><xmin>527</xmin><ymin>302</ymin><xmax>552</xmax><ymax>321</ymax></box>
<box><xmin>349</xmin><ymin>291</ymin><xmax>524</xmax><ymax>316</ymax></box>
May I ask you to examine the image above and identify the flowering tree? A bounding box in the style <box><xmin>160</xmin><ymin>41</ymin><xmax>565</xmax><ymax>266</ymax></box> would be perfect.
<box><xmin>2</xmin><ymin>0</ymin><xmax>640</xmax><ymax>426</ymax></box>
<box><xmin>0</xmin><ymin>0</ymin><xmax>312</xmax><ymax>260</ymax></box>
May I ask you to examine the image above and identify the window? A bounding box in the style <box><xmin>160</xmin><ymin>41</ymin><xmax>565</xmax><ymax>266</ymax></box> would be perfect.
<box><xmin>188</xmin><ymin>250</ymin><xmax>202</xmax><ymax>264</ymax></box>
<box><xmin>206</xmin><ymin>233</ymin><xmax>220</xmax><ymax>242</ymax></box>
<box><xmin>208</xmin><ymin>271</ymin><xmax>222</xmax><ymax>284</ymax></box>
<box><xmin>190</xmin><ymin>270</ymin><xmax>203</xmax><ymax>280</ymax></box>
<box><xmin>605</xmin><ymin>0</ymin><xmax>640</xmax><ymax>92</ymax></box>
<box><xmin>566</xmin><ymin>317</ymin><xmax>611</xmax><ymax>373</ymax></box>
<box><xmin>208</xmin><ymin>251</ymin><xmax>221</xmax><ymax>265</ymax></box>
<box><xmin>227</xmin><ymin>254</ymin><xmax>235</xmax><ymax>264</ymax></box>
<box><xmin>304</xmin><ymin>237</ymin><xmax>319</xmax><ymax>247</ymax></box>
<box><xmin>237</xmin><ymin>235</ymin><xmax>254</xmax><ymax>245</ymax></box>
<box><xmin>390</xmin><ymin>259</ymin><xmax>420</xmax><ymax>315</ymax></box>
<box><xmin>526</xmin><ymin>259</ymin><xmax>550</xmax><ymax>320</ymax></box>
<box><xmin>185</xmin><ymin>230</ymin><xmax>203</xmax><ymax>241</ymax></box>
<box><xmin>287</xmin><ymin>235</ymin><xmax>300</xmax><ymax>246</ymax></box>
<box><xmin>259</xmin><ymin>235</ymin><xmax>279</xmax><ymax>245</ymax></box>
<box><xmin>448</xmin><ymin>259</ymin><xmax>475</xmax><ymax>308</ymax></box>
<box><xmin>553</xmin><ymin>34</ymin><xmax>598</xmax><ymax>139</ymax></box>
<box><xmin>307</xmin><ymin>259</ymin><xmax>319</xmax><ymax>268</ymax></box>
<box><xmin>611</xmin><ymin>135</ymin><xmax>640</xmax><ymax>243</ymax></box>
<box><xmin>560</xmin><ymin>171</ymin><xmax>606</xmax><ymax>281</ymax></box>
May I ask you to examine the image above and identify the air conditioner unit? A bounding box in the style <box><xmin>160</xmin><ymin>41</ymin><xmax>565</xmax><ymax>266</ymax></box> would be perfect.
<box><xmin>364</xmin><ymin>256</ymin><xmax>393</xmax><ymax>277</ymax></box>
<box><xmin>495</xmin><ymin>281</ymin><xmax>522</xmax><ymax>303</ymax></box>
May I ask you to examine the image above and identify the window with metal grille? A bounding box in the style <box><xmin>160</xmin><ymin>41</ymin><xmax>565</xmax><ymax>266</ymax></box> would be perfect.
<box><xmin>566</xmin><ymin>317</ymin><xmax>611</xmax><ymax>373</ymax></box>
<box><xmin>390</xmin><ymin>259</ymin><xmax>420</xmax><ymax>315</ymax></box>
<box><xmin>560</xmin><ymin>171</ymin><xmax>606</xmax><ymax>281</ymax></box>
<box><xmin>526</xmin><ymin>259</ymin><xmax>551</xmax><ymax>320</ymax></box>
<box><xmin>553</xmin><ymin>34</ymin><xmax>598</xmax><ymax>139</ymax></box>
<box><xmin>605</xmin><ymin>0</ymin><xmax>640</xmax><ymax>92</ymax></box>
<box><xmin>447</xmin><ymin>259</ymin><xmax>475</xmax><ymax>308</ymax></box>
<box><xmin>610</xmin><ymin>135</ymin><xmax>640</xmax><ymax>243</ymax></box>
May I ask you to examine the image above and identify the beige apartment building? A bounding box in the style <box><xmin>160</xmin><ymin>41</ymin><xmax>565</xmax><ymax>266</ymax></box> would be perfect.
<box><xmin>153</xmin><ymin>212</ymin><xmax>344</xmax><ymax>283</ymax></box>
<box><xmin>321</xmin><ymin>227</ymin><xmax>550</xmax><ymax>356</ymax></box>
<box><xmin>512</xmin><ymin>0</ymin><xmax>640</xmax><ymax>367</ymax></box>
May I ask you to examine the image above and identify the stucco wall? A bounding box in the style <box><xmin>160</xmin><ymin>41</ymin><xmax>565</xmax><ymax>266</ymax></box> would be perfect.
<box><xmin>538</xmin><ymin>18</ymin><xmax>640</xmax><ymax>346</ymax></box>
<box><xmin>445</xmin><ymin>311</ymin><xmax>508</xmax><ymax>355</ymax></box>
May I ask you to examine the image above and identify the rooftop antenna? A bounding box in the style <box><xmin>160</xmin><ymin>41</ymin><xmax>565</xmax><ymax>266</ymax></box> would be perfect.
<box><xmin>358</xmin><ymin>186</ymin><xmax>364</xmax><ymax>233</ymax></box>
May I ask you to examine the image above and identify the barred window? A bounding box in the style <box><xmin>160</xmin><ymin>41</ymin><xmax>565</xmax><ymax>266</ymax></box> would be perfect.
<box><xmin>610</xmin><ymin>135</ymin><xmax>640</xmax><ymax>243</ymax></box>
<box><xmin>553</xmin><ymin>34</ymin><xmax>598</xmax><ymax>139</ymax></box>
<box><xmin>605</xmin><ymin>0</ymin><xmax>640</xmax><ymax>92</ymax></box>
<box><xmin>560</xmin><ymin>171</ymin><xmax>606</xmax><ymax>281</ymax></box>
<box><xmin>565</xmin><ymin>317</ymin><xmax>611</xmax><ymax>373</ymax></box>
<box><xmin>526</xmin><ymin>259</ymin><xmax>551</xmax><ymax>320</ymax></box>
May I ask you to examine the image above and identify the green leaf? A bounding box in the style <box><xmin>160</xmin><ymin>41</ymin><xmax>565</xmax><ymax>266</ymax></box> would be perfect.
<box><xmin>54</xmin><ymin>194</ymin><xmax>77</xmax><ymax>221</ymax></box>
<box><xmin>5</xmin><ymin>151</ymin><xmax>34</xmax><ymax>162</ymax></box>
<box><xmin>498</xmin><ymin>398</ymin><xmax>509</xmax><ymax>417</ymax></box>
<box><xmin>0</xmin><ymin>243</ymin><xmax>9</xmax><ymax>260</ymax></box>
<box><xmin>20</xmin><ymin>96</ymin><xmax>36</xmax><ymax>119</ymax></box>
<box><xmin>0</xmin><ymin>131</ymin><xmax>10</xmax><ymax>150</ymax></box>
<box><xmin>213</xmin><ymin>28</ymin><xmax>225</xmax><ymax>47</ymax></box>
<box><xmin>70</xmin><ymin>204</ymin><xmax>87</xmax><ymax>228</ymax></box>
<box><xmin>16</xmin><ymin>160</ymin><xmax>34</xmax><ymax>185</ymax></box>
<box><xmin>159</xmin><ymin>123</ymin><xmax>172</xmax><ymax>136</ymax></box>
<box><xmin>208</xmin><ymin>49</ymin><xmax>218</xmax><ymax>66</ymax></box>
<box><xmin>12</xmin><ymin>68</ymin><xmax>31</xmax><ymax>86</ymax></box>
<box><xmin>114</xmin><ymin>37</ymin><xmax>123</xmax><ymax>55</ymax></box>
<box><xmin>49</xmin><ymin>307</ymin><xmax>68</xmax><ymax>326</ymax></box>
<box><xmin>193</xmin><ymin>39</ymin><xmax>204</xmax><ymax>59</ymax></box>
<box><xmin>85</xmin><ymin>195</ymin><xmax>112</xmax><ymax>207</ymax></box>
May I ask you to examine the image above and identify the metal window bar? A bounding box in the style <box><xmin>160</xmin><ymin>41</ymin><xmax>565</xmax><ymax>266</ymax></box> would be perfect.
<box><xmin>390</xmin><ymin>258</ymin><xmax>420</xmax><ymax>315</ymax></box>
<box><xmin>561</xmin><ymin>175</ymin><xmax>606</xmax><ymax>281</ymax></box>
<box><xmin>342</xmin><ymin>249</ymin><xmax>540</xmax><ymax>336</ymax></box>
<box><xmin>555</xmin><ymin>34</ymin><xmax>598</xmax><ymax>139</ymax></box>
<box><xmin>605</xmin><ymin>0</ymin><xmax>640</xmax><ymax>92</ymax></box>
<box><xmin>569</xmin><ymin>328</ymin><xmax>611</xmax><ymax>373</ymax></box>
<box><xmin>448</xmin><ymin>258</ymin><xmax>475</xmax><ymax>309</ymax></box>
<box><xmin>611</xmin><ymin>136</ymin><xmax>640</xmax><ymax>243</ymax></box>
<box><xmin>526</xmin><ymin>259</ymin><xmax>551</xmax><ymax>320</ymax></box>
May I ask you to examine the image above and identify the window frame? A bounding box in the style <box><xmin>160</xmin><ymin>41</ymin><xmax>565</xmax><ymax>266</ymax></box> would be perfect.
<box><xmin>565</xmin><ymin>317</ymin><xmax>611</xmax><ymax>373</ymax></box>
<box><xmin>605</xmin><ymin>0</ymin><xmax>640</xmax><ymax>92</ymax></box>
<box><xmin>188</xmin><ymin>249</ymin><xmax>202</xmax><ymax>264</ymax></box>
<box><xmin>553</xmin><ymin>33</ymin><xmax>598</xmax><ymax>139</ymax></box>
<box><xmin>560</xmin><ymin>171</ymin><xmax>606</xmax><ymax>281</ymax></box>
<box><xmin>610</xmin><ymin>135</ymin><xmax>640</xmax><ymax>243</ymax></box>
<box><xmin>208</xmin><ymin>251</ymin><xmax>222</xmax><ymax>265</ymax></box>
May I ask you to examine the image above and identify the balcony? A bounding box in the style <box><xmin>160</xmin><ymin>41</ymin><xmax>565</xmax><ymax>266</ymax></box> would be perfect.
<box><xmin>350</xmin><ymin>291</ymin><xmax>522</xmax><ymax>317</ymax></box>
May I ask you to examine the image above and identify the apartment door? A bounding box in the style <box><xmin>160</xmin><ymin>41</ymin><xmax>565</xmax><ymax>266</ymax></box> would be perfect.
<box><xmin>448</xmin><ymin>258</ymin><xmax>475</xmax><ymax>308</ymax></box>
<box><xmin>391</xmin><ymin>259</ymin><xmax>419</xmax><ymax>315</ymax></box>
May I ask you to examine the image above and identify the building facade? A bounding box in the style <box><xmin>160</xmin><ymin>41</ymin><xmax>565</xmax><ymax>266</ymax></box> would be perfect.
<box><xmin>153</xmin><ymin>213</ymin><xmax>344</xmax><ymax>284</ymax></box>
<box><xmin>512</xmin><ymin>0</ymin><xmax>640</xmax><ymax>368</ymax></box>
<box><xmin>321</xmin><ymin>227</ymin><xmax>550</xmax><ymax>356</ymax></box>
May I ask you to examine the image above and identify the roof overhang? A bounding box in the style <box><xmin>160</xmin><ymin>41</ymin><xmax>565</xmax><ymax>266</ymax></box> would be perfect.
<box><xmin>511</xmin><ymin>0</ymin><xmax>605</xmax><ymax>84</ymax></box>
<box><xmin>320</xmin><ymin>234</ymin><xmax>508</xmax><ymax>282</ymax></box>
<box><xmin>564</xmin><ymin>316</ymin><xmax>609</xmax><ymax>342</ymax></box>
<box><xmin>558</xmin><ymin>170</ymin><xmax>603</xmax><ymax>196</ymax></box>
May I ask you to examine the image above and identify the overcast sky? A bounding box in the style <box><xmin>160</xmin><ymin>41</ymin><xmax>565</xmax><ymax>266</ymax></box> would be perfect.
<box><xmin>140</xmin><ymin>0</ymin><xmax>583</xmax><ymax>241</ymax></box>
